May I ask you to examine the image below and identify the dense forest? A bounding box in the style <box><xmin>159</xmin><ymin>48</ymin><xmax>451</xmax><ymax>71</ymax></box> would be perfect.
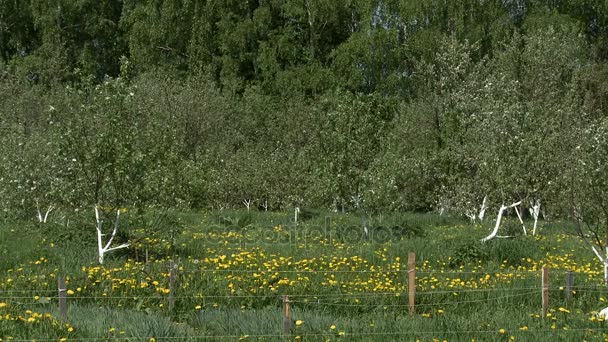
<box><xmin>1</xmin><ymin>0</ymin><xmax>608</xmax><ymax>224</ymax></box>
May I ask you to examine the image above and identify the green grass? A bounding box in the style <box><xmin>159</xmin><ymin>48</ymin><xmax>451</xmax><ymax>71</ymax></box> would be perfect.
<box><xmin>1</xmin><ymin>210</ymin><xmax>608</xmax><ymax>341</ymax></box>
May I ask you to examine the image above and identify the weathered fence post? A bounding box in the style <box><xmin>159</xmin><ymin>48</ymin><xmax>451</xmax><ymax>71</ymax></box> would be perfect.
<box><xmin>282</xmin><ymin>295</ymin><xmax>291</xmax><ymax>334</ymax></box>
<box><xmin>565</xmin><ymin>270</ymin><xmax>574</xmax><ymax>300</ymax></box>
<box><xmin>408</xmin><ymin>252</ymin><xmax>416</xmax><ymax>315</ymax></box>
<box><xmin>542</xmin><ymin>266</ymin><xmax>549</xmax><ymax>317</ymax></box>
<box><xmin>168</xmin><ymin>259</ymin><xmax>176</xmax><ymax>311</ymax></box>
<box><xmin>58</xmin><ymin>277</ymin><xmax>67</xmax><ymax>320</ymax></box>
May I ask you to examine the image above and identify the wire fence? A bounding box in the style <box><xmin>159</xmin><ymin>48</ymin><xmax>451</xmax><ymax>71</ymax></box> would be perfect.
<box><xmin>2</xmin><ymin>263</ymin><xmax>608</xmax><ymax>341</ymax></box>
<box><xmin>0</xmin><ymin>284</ymin><xmax>600</xmax><ymax>298</ymax></box>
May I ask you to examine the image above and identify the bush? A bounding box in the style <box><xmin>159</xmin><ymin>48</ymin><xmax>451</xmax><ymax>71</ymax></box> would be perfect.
<box><xmin>485</xmin><ymin>237</ymin><xmax>541</xmax><ymax>267</ymax></box>
<box><xmin>449</xmin><ymin>238</ymin><xmax>488</xmax><ymax>267</ymax></box>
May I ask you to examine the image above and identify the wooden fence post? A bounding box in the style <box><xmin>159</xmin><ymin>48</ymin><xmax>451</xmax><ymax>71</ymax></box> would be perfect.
<box><xmin>542</xmin><ymin>266</ymin><xmax>549</xmax><ymax>317</ymax></box>
<box><xmin>282</xmin><ymin>295</ymin><xmax>291</xmax><ymax>334</ymax></box>
<box><xmin>408</xmin><ymin>252</ymin><xmax>416</xmax><ymax>315</ymax></box>
<box><xmin>58</xmin><ymin>277</ymin><xmax>67</xmax><ymax>320</ymax></box>
<box><xmin>565</xmin><ymin>270</ymin><xmax>574</xmax><ymax>300</ymax></box>
<box><xmin>144</xmin><ymin>247</ymin><xmax>150</xmax><ymax>273</ymax></box>
<box><xmin>168</xmin><ymin>259</ymin><xmax>176</xmax><ymax>311</ymax></box>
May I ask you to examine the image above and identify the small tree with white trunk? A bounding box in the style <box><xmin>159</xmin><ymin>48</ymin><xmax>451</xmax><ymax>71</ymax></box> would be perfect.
<box><xmin>35</xmin><ymin>200</ymin><xmax>54</xmax><ymax>223</ymax></box>
<box><xmin>94</xmin><ymin>206</ymin><xmax>129</xmax><ymax>264</ymax></box>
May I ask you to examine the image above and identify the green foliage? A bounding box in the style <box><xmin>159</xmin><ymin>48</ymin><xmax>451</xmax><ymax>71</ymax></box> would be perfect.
<box><xmin>42</xmin><ymin>221</ymin><xmax>97</xmax><ymax>248</ymax></box>
<box><xmin>449</xmin><ymin>238</ymin><xmax>488</xmax><ymax>267</ymax></box>
<box><xmin>485</xmin><ymin>237</ymin><xmax>542</xmax><ymax>267</ymax></box>
<box><xmin>450</xmin><ymin>233</ymin><xmax>542</xmax><ymax>268</ymax></box>
<box><xmin>1</xmin><ymin>1</ymin><xmax>608</xmax><ymax>218</ymax></box>
<box><xmin>65</xmin><ymin>306</ymin><xmax>194</xmax><ymax>338</ymax></box>
<box><xmin>216</xmin><ymin>213</ymin><xmax>254</xmax><ymax>230</ymax></box>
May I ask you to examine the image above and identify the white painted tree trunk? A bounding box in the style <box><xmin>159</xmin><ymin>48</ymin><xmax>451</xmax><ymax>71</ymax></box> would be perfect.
<box><xmin>466</xmin><ymin>197</ymin><xmax>488</xmax><ymax>223</ymax></box>
<box><xmin>465</xmin><ymin>210</ymin><xmax>477</xmax><ymax>222</ymax></box>
<box><xmin>530</xmin><ymin>200</ymin><xmax>541</xmax><ymax>236</ymax></box>
<box><xmin>243</xmin><ymin>199</ymin><xmax>252</xmax><ymax>211</ymax></box>
<box><xmin>514</xmin><ymin>205</ymin><xmax>527</xmax><ymax>235</ymax></box>
<box><xmin>95</xmin><ymin>206</ymin><xmax>129</xmax><ymax>264</ymax></box>
<box><xmin>598</xmin><ymin>307</ymin><xmax>608</xmax><ymax>319</ymax></box>
<box><xmin>478</xmin><ymin>196</ymin><xmax>488</xmax><ymax>221</ymax></box>
<box><xmin>591</xmin><ymin>246</ymin><xmax>608</xmax><ymax>284</ymax></box>
<box><xmin>481</xmin><ymin>201</ymin><xmax>522</xmax><ymax>242</ymax></box>
<box><xmin>36</xmin><ymin>200</ymin><xmax>54</xmax><ymax>223</ymax></box>
<box><xmin>294</xmin><ymin>206</ymin><xmax>300</xmax><ymax>225</ymax></box>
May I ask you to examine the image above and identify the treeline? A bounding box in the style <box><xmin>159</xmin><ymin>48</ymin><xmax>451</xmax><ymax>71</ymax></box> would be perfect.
<box><xmin>1</xmin><ymin>0</ymin><xmax>608</xmax><ymax>223</ymax></box>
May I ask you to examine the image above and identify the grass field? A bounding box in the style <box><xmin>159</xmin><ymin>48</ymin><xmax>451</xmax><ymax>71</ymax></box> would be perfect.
<box><xmin>1</xmin><ymin>209</ymin><xmax>608</xmax><ymax>341</ymax></box>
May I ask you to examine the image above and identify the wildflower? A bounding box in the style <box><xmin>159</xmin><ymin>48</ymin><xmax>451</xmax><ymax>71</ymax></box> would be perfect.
<box><xmin>499</xmin><ymin>328</ymin><xmax>507</xmax><ymax>334</ymax></box>
<box><xmin>558</xmin><ymin>307</ymin><xmax>570</xmax><ymax>313</ymax></box>
<box><xmin>67</xmin><ymin>290</ymin><xmax>74</xmax><ymax>295</ymax></box>
<box><xmin>195</xmin><ymin>305</ymin><xmax>202</xmax><ymax>310</ymax></box>
<box><xmin>330</xmin><ymin>325</ymin><xmax>336</xmax><ymax>330</ymax></box>
<box><xmin>295</xmin><ymin>320</ymin><xmax>304</xmax><ymax>326</ymax></box>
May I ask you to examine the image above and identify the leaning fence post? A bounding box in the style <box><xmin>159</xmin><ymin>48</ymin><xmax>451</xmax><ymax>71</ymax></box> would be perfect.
<box><xmin>565</xmin><ymin>270</ymin><xmax>574</xmax><ymax>300</ymax></box>
<box><xmin>542</xmin><ymin>266</ymin><xmax>549</xmax><ymax>317</ymax></box>
<box><xmin>408</xmin><ymin>252</ymin><xmax>416</xmax><ymax>315</ymax></box>
<box><xmin>282</xmin><ymin>295</ymin><xmax>291</xmax><ymax>334</ymax></box>
<box><xmin>169</xmin><ymin>259</ymin><xmax>176</xmax><ymax>311</ymax></box>
<box><xmin>58</xmin><ymin>276</ymin><xmax>67</xmax><ymax>320</ymax></box>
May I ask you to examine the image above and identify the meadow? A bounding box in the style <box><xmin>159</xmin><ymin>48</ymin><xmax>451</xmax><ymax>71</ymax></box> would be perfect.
<box><xmin>1</xmin><ymin>210</ymin><xmax>608</xmax><ymax>341</ymax></box>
